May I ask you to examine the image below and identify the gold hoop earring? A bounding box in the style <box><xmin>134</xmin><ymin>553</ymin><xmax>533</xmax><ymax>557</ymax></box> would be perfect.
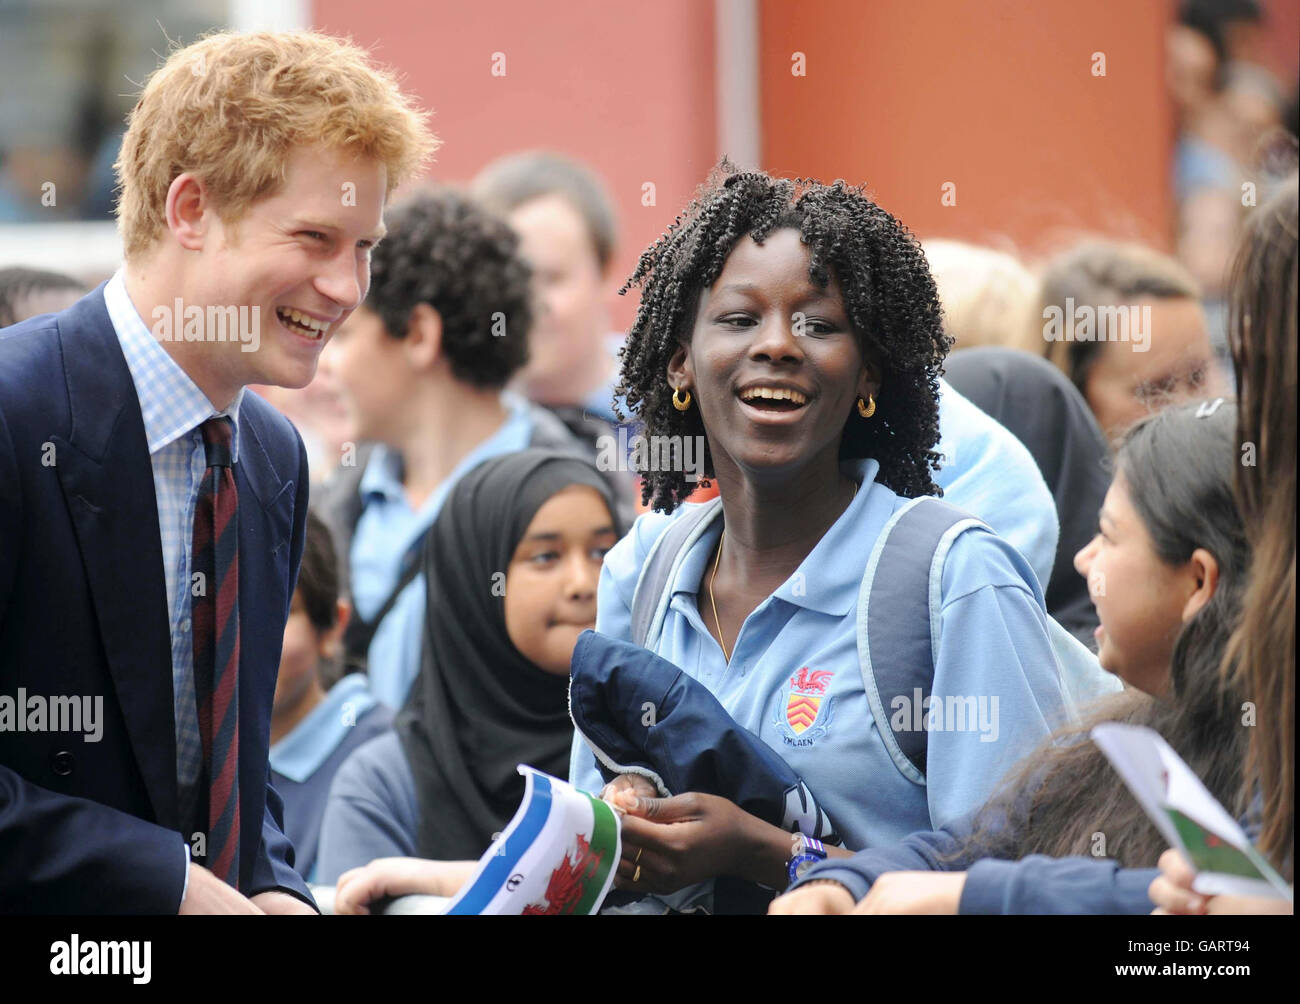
<box><xmin>672</xmin><ymin>386</ymin><xmax>692</xmax><ymax>411</ymax></box>
<box><xmin>858</xmin><ymin>394</ymin><xmax>876</xmax><ymax>418</ymax></box>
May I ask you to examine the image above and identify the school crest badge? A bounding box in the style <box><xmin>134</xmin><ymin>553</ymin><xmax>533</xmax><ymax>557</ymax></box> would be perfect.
<box><xmin>774</xmin><ymin>666</ymin><xmax>836</xmax><ymax>746</ymax></box>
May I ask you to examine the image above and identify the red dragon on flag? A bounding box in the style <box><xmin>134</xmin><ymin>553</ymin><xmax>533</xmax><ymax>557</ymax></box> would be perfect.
<box><xmin>522</xmin><ymin>833</ymin><xmax>605</xmax><ymax>915</ymax></box>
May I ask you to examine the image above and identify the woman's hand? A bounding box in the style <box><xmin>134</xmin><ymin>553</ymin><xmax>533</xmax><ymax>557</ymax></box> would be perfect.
<box><xmin>768</xmin><ymin>880</ymin><xmax>856</xmax><ymax>915</ymax></box>
<box><xmin>1149</xmin><ymin>848</ymin><xmax>1293</xmax><ymax>915</ymax></box>
<box><xmin>615</xmin><ymin>792</ymin><xmax>784</xmax><ymax>894</ymax></box>
<box><xmin>334</xmin><ymin>857</ymin><xmax>477</xmax><ymax>915</ymax></box>
<box><xmin>1148</xmin><ymin>848</ymin><xmax>1208</xmax><ymax>915</ymax></box>
<box><xmin>1203</xmin><ymin>894</ymin><xmax>1294</xmax><ymax>915</ymax></box>
<box><xmin>851</xmin><ymin>872</ymin><xmax>966</xmax><ymax>914</ymax></box>
<box><xmin>600</xmin><ymin>773</ymin><xmax>659</xmax><ymax>811</ymax></box>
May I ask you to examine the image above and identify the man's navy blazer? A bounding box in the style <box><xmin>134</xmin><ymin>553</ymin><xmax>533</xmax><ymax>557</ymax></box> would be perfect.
<box><xmin>0</xmin><ymin>286</ymin><xmax>316</xmax><ymax>913</ymax></box>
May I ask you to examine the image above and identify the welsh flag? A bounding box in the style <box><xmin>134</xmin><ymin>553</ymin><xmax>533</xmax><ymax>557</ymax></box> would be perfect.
<box><xmin>443</xmin><ymin>767</ymin><xmax>621</xmax><ymax>915</ymax></box>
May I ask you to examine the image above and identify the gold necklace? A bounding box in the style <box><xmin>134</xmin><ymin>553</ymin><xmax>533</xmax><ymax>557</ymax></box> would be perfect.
<box><xmin>709</xmin><ymin>528</ymin><xmax>731</xmax><ymax>662</ymax></box>
<box><xmin>708</xmin><ymin>480</ymin><xmax>858</xmax><ymax>664</ymax></box>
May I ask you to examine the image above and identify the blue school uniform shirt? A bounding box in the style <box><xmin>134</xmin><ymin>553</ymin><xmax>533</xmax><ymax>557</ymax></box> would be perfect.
<box><xmin>932</xmin><ymin>377</ymin><xmax>1057</xmax><ymax>595</ymax></box>
<box><xmin>315</xmin><ymin>731</ymin><xmax>420</xmax><ymax>884</ymax></box>
<box><xmin>933</xmin><ymin>378</ymin><xmax>1119</xmax><ymax>710</ymax></box>
<box><xmin>570</xmin><ymin>457</ymin><xmax>1072</xmax><ymax>896</ymax></box>
<box><xmin>268</xmin><ymin>674</ymin><xmax>394</xmax><ymax>882</ymax></box>
<box><xmin>349</xmin><ymin>393</ymin><xmax>534</xmax><ymax>708</ymax></box>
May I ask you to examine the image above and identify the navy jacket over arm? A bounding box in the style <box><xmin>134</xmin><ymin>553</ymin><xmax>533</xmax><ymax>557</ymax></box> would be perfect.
<box><xmin>569</xmin><ymin>630</ymin><xmax>838</xmax><ymax>842</ymax></box>
<box><xmin>793</xmin><ymin>812</ymin><xmax>1156</xmax><ymax>914</ymax></box>
<box><xmin>0</xmin><ymin>288</ymin><xmax>315</xmax><ymax>913</ymax></box>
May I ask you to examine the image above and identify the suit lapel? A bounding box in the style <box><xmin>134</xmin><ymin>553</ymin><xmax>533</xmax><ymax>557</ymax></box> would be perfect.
<box><xmin>234</xmin><ymin>407</ymin><xmax>296</xmax><ymax>686</ymax></box>
<box><xmin>233</xmin><ymin>408</ymin><xmax>295</xmax><ymax>883</ymax></box>
<box><xmin>51</xmin><ymin>291</ymin><xmax>180</xmax><ymax>829</ymax></box>
<box><xmin>235</xmin><ymin>406</ymin><xmax>293</xmax><ymax>519</ymax></box>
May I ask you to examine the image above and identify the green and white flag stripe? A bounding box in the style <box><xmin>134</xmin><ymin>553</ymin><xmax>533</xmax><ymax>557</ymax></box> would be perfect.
<box><xmin>443</xmin><ymin>766</ymin><xmax>621</xmax><ymax>915</ymax></box>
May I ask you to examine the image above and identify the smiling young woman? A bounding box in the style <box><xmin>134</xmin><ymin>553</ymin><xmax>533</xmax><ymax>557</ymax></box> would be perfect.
<box><xmin>571</xmin><ymin>161</ymin><xmax>1080</xmax><ymax>914</ymax></box>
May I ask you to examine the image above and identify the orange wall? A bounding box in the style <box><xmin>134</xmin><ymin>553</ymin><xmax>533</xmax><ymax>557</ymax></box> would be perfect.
<box><xmin>759</xmin><ymin>0</ymin><xmax>1176</xmax><ymax>260</ymax></box>
<box><xmin>312</xmin><ymin>0</ymin><xmax>717</xmax><ymax>331</ymax></box>
<box><xmin>1259</xmin><ymin>0</ymin><xmax>1300</xmax><ymax>81</ymax></box>
<box><xmin>312</xmin><ymin>1</ymin><xmax>1290</xmax><ymax>299</ymax></box>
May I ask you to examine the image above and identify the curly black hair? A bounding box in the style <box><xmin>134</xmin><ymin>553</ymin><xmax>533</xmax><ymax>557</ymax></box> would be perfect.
<box><xmin>367</xmin><ymin>187</ymin><xmax>532</xmax><ymax>389</ymax></box>
<box><xmin>616</xmin><ymin>160</ymin><xmax>951</xmax><ymax>512</ymax></box>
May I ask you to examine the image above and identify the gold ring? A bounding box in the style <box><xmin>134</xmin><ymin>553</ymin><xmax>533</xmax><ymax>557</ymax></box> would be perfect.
<box><xmin>635</xmin><ymin>847</ymin><xmax>644</xmax><ymax>864</ymax></box>
<box><xmin>633</xmin><ymin>864</ymin><xmax>642</xmax><ymax>883</ymax></box>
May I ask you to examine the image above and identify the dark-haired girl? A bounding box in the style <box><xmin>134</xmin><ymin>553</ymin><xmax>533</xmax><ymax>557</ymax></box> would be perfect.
<box><xmin>570</xmin><ymin>163</ymin><xmax>1086</xmax><ymax>913</ymax></box>
<box><xmin>315</xmin><ymin>450</ymin><xmax>624</xmax><ymax>883</ymax></box>
<box><xmin>772</xmin><ymin>401</ymin><xmax>1250</xmax><ymax>914</ymax></box>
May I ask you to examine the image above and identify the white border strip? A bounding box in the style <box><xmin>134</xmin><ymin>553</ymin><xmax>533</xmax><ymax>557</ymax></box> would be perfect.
<box><xmin>714</xmin><ymin>0</ymin><xmax>761</xmax><ymax>169</ymax></box>
<box><xmin>228</xmin><ymin>0</ymin><xmax>310</xmax><ymax>33</ymax></box>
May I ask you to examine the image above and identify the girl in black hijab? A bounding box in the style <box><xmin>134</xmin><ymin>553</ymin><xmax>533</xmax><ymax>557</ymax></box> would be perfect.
<box><xmin>317</xmin><ymin>449</ymin><xmax>623</xmax><ymax>884</ymax></box>
<box><xmin>398</xmin><ymin>449</ymin><xmax>623</xmax><ymax>859</ymax></box>
<box><xmin>943</xmin><ymin>347</ymin><xmax>1110</xmax><ymax>648</ymax></box>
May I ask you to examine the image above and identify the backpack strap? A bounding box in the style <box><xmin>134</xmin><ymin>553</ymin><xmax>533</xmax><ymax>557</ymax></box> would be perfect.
<box><xmin>629</xmin><ymin>500</ymin><xmax>722</xmax><ymax>649</ymax></box>
<box><xmin>857</xmin><ymin>497</ymin><xmax>988</xmax><ymax>785</ymax></box>
<box><xmin>312</xmin><ymin>442</ymin><xmax>378</xmax><ymax>600</ymax></box>
<box><xmin>341</xmin><ymin>532</ymin><xmax>426</xmax><ymax>675</ymax></box>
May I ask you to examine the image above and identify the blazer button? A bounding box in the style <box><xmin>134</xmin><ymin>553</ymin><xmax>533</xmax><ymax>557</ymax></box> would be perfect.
<box><xmin>51</xmin><ymin>750</ymin><xmax>75</xmax><ymax>776</ymax></box>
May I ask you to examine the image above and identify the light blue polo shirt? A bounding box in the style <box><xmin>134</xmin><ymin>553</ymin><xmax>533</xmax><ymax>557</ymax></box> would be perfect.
<box><xmin>571</xmin><ymin>457</ymin><xmax>1073</xmax><ymax>910</ymax></box>
<box><xmin>932</xmin><ymin>377</ymin><xmax>1057</xmax><ymax>594</ymax></box>
<box><xmin>269</xmin><ymin>675</ymin><xmax>381</xmax><ymax>783</ymax></box>
<box><xmin>350</xmin><ymin>393</ymin><xmax>534</xmax><ymax>709</ymax></box>
<box><xmin>268</xmin><ymin>674</ymin><xmax>393</xmax><ymax>882</ymax></box>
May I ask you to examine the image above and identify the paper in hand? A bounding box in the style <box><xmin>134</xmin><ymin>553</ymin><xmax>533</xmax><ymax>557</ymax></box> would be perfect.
<box><xmin>1092</xmin><ymin>722</ymin><xmax>1292</xmax><ymax>901</ymax></box>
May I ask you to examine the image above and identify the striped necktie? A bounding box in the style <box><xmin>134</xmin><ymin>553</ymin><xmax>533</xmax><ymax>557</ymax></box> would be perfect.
<box><xmin>191</xmin><ymin>416</ymin><xmax>241</xmax><ymax>888</ymax></box>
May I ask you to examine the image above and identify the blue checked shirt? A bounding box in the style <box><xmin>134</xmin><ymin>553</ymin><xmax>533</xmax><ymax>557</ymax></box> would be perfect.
<box><xmin>103</xmin><ymin>271</ymin><xmax>244</xmax><ymax>837</ymax></box>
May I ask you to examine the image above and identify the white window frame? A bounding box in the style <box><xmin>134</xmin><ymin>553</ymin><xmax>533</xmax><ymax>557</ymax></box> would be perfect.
<box><xmin>0</xmin><ymin>0</ymin><xmax>311</xmax><ymax>280</ymax></box>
